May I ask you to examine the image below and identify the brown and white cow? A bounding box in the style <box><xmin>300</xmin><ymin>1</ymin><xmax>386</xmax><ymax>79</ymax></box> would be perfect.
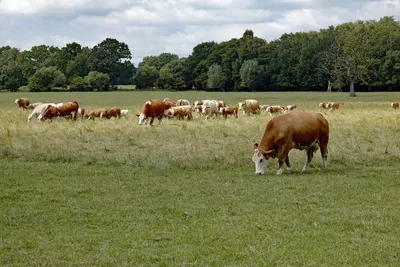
<box><xmin>136</xmin><ymin>99</ymin><xmax>168</xmax><ymax>126</ymax></box>
<box><xmin>283</xmin><ymin>104</ymin><xmax>297</xmax><ymax>113</ymax></box>
<box><xmin>101</xmin><ymin>108</ymin><xmax>121</xmax><ymax>119</ymax></box>
<box><xmin>176</xmin><ymin>99</ymin><xmax>191</xmax><ymax>106</ymax></box>
<box><xmin>15</xmin><ymin>98</ymin><xmax>31</xmax><ymax>109</ymax></box>
<box><xmin>219</xmin><ymin>106</ymin><xmax>238</xmax><ymax>119</ymax></box>
<box><xmin>391</xmin><ymin>102</ymin><xmax>399</xmax><ymax>110</ymax></box>
<box><xmin>266</xmin><ymin>105</ymin><xmax>284</xmax><ymax>116</ymax></box>
<box><xmin>84</xmin><ymin>109</ymin><xmax>106</xmax><ymax>120</ymax></box>
<box><xmin>41</xmin><ymin>101</ymin><xmax>79</xmax><ymax>121</ymax></box>
<box><xmin>260</xmin><ymin>104</ymin><xmax>271</xmax><ymax>113</ymax></box>
<box><xmin>252</xmin><ymin>111</ymin><xmax>329</xmax><ymax>175</ymax></box>
<box><xmin>27</xmin><ymin>103</ymin><xmax>54</xmax><ymax>122</ymax></box>
<box><xmin>238</xmin><ymin>99</ymin><xmax>260</xmax><ymax>115</ymax></box>
<box><xmin>165</xmin><ymin>105</ymin><xmax>193</xmax><ymax>120</ymax></box>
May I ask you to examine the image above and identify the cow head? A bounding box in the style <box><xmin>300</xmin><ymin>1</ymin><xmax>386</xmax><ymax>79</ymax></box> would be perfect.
<box><xmin>202</xmin><ymin>104</ymin><xmax>208</xmax><ymax>114</ymax></box>
<box><xmin>238</xmin><ymin>102</ymin><xmax>244</xmax><ymax>110</ymax></box>
<box><xmin>137</xmin><ymin>113</ymin><xmax>146</xmax><ymax>125</ymax></box>
<box><xmin>252</xmin><ymin>143</ymin><xmax>274</xmax><ymax>175</ymax></box>
<box><xmin>219</xmin><ymin>107</ymin><xmax>225</xmax><ymax>114</ymax></box>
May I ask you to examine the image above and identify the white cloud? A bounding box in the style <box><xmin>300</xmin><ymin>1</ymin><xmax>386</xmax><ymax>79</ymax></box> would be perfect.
<box><xmin>0</xmin><ymin>0</ymin><xmax>398</xmax><ymax>66</ymax></box>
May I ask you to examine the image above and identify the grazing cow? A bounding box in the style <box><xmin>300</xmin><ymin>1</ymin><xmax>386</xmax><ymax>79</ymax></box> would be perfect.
<box><xmin>84</xmin><ymin>109</ymin><xmax>106</xmax><ymax>120</ymax></box>
<box><xmin>193</xmin><ymin>100</ymin><xmax>208</xmax><ymax>116</ymax></box>
<box><xmin>27</xmin><ymin>103</ymin><xmax>54</xmax><ymax>122</ymax></box>
<box><xmin>260</xmin><ymin>104</ymin><xmax>271</xmax><ymax>113</ymax></box>
<box><xmin>176</xmin><ymin>99</ymin><xmax>191</xmax><ymax>106</ymax></box>
<box><xmin>391</xmin><ymin>102</ymin><xmax>399</xmax><ymax>110</ymax></box>
<box><xmin>252</xmin><ymin>111</ymin><xmax>329</xmax><ymax>175</ymax></box>
<box><xmin>41</xmin><ymin>101</ymin><xmax>79</xmax><ymax>121</ymax></box>
<box><xmin>165</xmin><ymin>105</ymin><xmax>193</xmax><ymax>120</ymax></box>
<box><xmin>238</xmin><ymin>99</ymin><xmax>260</xmax><ymax>115</ymax></box>
<box><xmin>283</xmin><ymin>104</ymin><xmax>297</xmax><ymax>113</ymax></box>
<box><xmin>101</xmin><ymin>108</ymin><xmax>121</xmax><ymax>119</ymax></box>
<box><xmin>77</xmin><ymin>108</ymin><xmax>85</xmax><ymax>119</ymax></box>
<box><xmin>202</xmin><ymin>100</ymin><xmax>219</xmax><ymax>119</ymax></box>
<box><xmin>136</xmin><ymin>99</ymin><xmax>168</xmax><ymax>126</ymax></box>
<box><xmin>216</xmin><ymin>100</ymin><xmax>226</xmax><ymax>109</ymax></box>
<box><xmin>121</xmin><ymin>109</ymin><xmax>129</xmax><ymax>118</ymax></box>
<box><xmin>219</xmin><ymin>106</ymin><xmax>238</xmax><ymax>119</ymax></box>
<box><xmin>266</xmin><ymin>105</ymin><xmax>284</xmax><ymax>116</ymax></box>
<box><xmin>15</xmin><ymin>98</ymin><xmax>31</xmax><ymax>109</ymax></box>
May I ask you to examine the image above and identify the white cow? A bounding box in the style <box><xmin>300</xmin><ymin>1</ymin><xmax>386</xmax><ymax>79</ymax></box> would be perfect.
<box><xmin>238</xmin><ymin>99</ymin><xmax>260</xmax><ymax>115</ymax></box>
<box><xmin>27</xmin><ymin>103</ymin><xmax>55</xmax><ymax>122</ymax></box>
<box><xmin>202</xmin><ymin>100</ymin><xmax>219</xmax><ymax>119</ymax></box>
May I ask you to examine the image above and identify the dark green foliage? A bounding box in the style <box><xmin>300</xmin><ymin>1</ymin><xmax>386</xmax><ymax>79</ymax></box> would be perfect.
<box><xmin>28</xmin><ymin>66</ymin><xmax>66</xmax><ymax>92</ymax></box>
<box><xmin>84</xmin><ymin>71</ymin><xmax>111</xmax><ymax>91</ymax></box>
<box><xmin>69</xmin><ymin>76</ymin><xmax>86</xmax><ymax>91</ymax></box>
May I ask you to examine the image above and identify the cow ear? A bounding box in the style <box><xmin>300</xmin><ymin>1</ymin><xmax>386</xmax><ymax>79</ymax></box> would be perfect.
<box><xmin>253</xmin><ymin>143</ymin><xmax>259</xmax><ymax>149</ymax></box>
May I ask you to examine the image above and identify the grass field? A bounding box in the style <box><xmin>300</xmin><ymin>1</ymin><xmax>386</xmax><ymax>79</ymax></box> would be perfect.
<box><xmin>1</xmin><ymin>91</ymin><xmax>400</xmax><ymax>266</ymax></box>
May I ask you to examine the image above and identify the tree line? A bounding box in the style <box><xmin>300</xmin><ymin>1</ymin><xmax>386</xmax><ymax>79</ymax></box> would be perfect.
<box><xmin>0</xmin><ymin>16</ymin><xmax>399</xmax><ymax>95</ymax></box>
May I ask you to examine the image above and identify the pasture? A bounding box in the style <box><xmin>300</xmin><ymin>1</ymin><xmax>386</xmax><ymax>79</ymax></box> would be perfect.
<box><xmin>1</xmin><ymin>91</ymin><xmax>400</xmax><ymax>266</ymax></box>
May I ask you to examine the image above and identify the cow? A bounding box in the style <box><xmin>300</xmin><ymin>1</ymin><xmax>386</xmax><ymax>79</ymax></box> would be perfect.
<box><xmin>163</xmin><ymin>98</ymin><xmax>176</xmax><ymax>108</ymax></box>
<box><xmin>238</xmin><ymin>99</ymin><xmax>260</xmax><ymax>115</ymax></box>
<box><xmin>84</xmin><ymin>109</ymin><xmax>106</xmax><ymax>120</ymax></box>
<box><xmin>194</xmin><ymin>100</ymin><xmax>208</xmax><ymax>116</ymax></box>
<box><xmin>319</xmin><ymin>102</ymin><xmax>340</xmax><ymax>111</ymax></box>
<box><xmin>165</xmin><ymin>105</ymin><xmax>193</xmax><ymax>120</ymax></box>
<box><xmin>252</xmin><ymin>111</ymin><xmax>329</xmax><ymax>175</ymax></box>
<box><xmin>27</xmin><ymin>103</ymin><xmax>54</xmax><ymax>122</ymax></box>
<box><xmin>391</xmin><ymin>102</ymin><xmax>399</xmax><ymax>110</ymax></box>
<box><xmin>77</xmin><ymin>108</ymin><xmax>85</xmax><ymax>119</ymax></box>
<box><xmin>266</xmin><ymin>105</ymin><xmax>284</xmax><ymax>116</ymax></box>
<box><xmin>260</xmin><ymin>104</ymin><xmax>271</xmax><ymax>113</ymax></box>
<box><xmin>100</xmin><ymin>108</ymin><xmax>121</xmax><ymax>119</ymax></box>
<box><xmin>319</xmin><ymin>102</ymin><xmax>330</xmax><ymax>109</ymax></box>
<box><xmin>176</xmin><ymin>99</ymin><xmax>191</xmax><ymax>106</ymax></box>
<box><xmin>15</xmin><ymin>98</ymin><xmax>31</xmax><ymax>109</ymax></box>
<box><xmin>121</xmin><ymin>109</ymin><xmax>129</xmax><ymax>118</ymax></box>
<box><xmin>202</xmin><ymin>100</ymin><xmax>219</xmax><ymax>119</ymax></box>
<box><xmin>283</xmin><ymin>104</ymin><xmax>297</xmax><ymax>113</ymax></box>
<box><xmin>41</xmin><ymin>101</ymin><xmax>79</xmax><ymax>121</ymax></box>
<box><xmin>217</xmin><ymin>100</ymin><xmax>226</xmax><ymax>109</ymax></box>
<box><xmin>136</xmin><ymin>99</ymin><xmax>168</xmax><ymax>126</ymax></box>
<box><xmin>219</xmin><ymin>106</ymin><xmax>238</xmax><ymax>119</ymax></box>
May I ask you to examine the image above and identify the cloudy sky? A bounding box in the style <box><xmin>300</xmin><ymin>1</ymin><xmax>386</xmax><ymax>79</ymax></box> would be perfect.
<box><xmin>0</xmin><ymin>0</ymin><xmax>399</xmax><ymax>65</ymax></box>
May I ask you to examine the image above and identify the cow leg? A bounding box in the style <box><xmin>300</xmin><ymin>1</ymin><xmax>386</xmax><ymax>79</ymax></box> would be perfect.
<box><xmin>277</xmin><ymin>145</ymin><xmax>291</xmax><ymax>175</ymax></box>
<box><xmin>319</xmin><ymin>143</ymin><xmax>328</xmax><ymax>171</ymax></box>
<box><xmin>285</xmin><ymin>156</ymin><xmax>292</xmax><ymax>173</ymax></box>
<box><xmin>302</xmin><ymin>149</ymin><xmax>314</xmax><ymax>172</ymax></box>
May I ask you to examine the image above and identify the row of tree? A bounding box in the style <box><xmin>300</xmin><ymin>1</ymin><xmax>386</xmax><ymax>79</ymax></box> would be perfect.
<box><xmin>0</xmin><ymin>16</ymin><xmax>399</xmax><ymax>94</ymax></box>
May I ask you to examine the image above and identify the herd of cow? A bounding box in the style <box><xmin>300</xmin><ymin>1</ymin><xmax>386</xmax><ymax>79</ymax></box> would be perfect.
<box><xmin>13</xmin><ymin>97</ymin><xmax>399</xmax><ymax>175</ymax></box>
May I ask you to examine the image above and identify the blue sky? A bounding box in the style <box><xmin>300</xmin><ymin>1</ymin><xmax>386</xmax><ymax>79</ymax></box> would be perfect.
<box><xmin>0</xmin><ymin>0</ymin><xmax>399</xmax><ymax>65</ymax></box>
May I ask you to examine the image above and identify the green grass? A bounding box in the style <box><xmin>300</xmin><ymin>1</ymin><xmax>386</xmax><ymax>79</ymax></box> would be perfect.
<box><xmin>1</xmin><ymin>91</ymin><xmax>400</xmax><ymax>266</ymax></box>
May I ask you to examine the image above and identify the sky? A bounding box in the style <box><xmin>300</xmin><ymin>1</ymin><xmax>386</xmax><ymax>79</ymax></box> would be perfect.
<box><xmin>0</xmin><ymin>0</ymin><xmax>399</xmax><ymax>66</ymax></box>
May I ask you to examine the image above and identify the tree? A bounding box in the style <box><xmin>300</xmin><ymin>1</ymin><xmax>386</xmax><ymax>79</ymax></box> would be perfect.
<box><xmin>66</xmin><ymin>47</ymin><xmax>91</xmax><ymax>81</ymax></box>
<box><xmin>0</xmin><ymin>48</ymin><xmax>25</xmax><ymax>91</ymax></box>
<box><xmin>206</xmin><ymin>64</ymin><xmax>226</xmax><ymax>91</ymax></box>
<box><xmin>84</xmin><ymin>71</ymin><xmax>111</xmax><ymax>91</ymax></box>
<box><xmin>240</xmin><ymin>59</ymin><xmax>264</xmax><ymax>92</ymax></box>
<box><xmin>28</xmin><ymin>66</ymin><xmax>66</xmax><ymax>92</ymax></box>
<box><xmin>135</xmin><ymin>64</ymin><xmax>159</xmax><ymax>89</ymax></box>
<box><xmin>69</xmin><ymin>76</ymin><xmax>86</xmax><ymax>91</ymax></box>
<box><xmin>88</xmin><ymin>38</ymin><xmax>132</xmax><ymax>86</ymax></box>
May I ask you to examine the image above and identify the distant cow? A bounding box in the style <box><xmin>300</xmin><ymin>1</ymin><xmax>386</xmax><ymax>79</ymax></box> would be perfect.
<box><xmin>41</xmin><ymin>101</ymin><xmax>79</xmax><ymax>121</ymax></box>
<box><xmin>391</xmin><ymin>102</ymin><xmax>399</xmax><ymax>110</ymax></box>
<box><xmin>252</xmin><ymin>111</ymin><xmax>329</xmax><ymax>175</ymax></box>
<box><xmin>238</xmin><ymin>99</ymin><xmax>260</xmax><ymax>115</ymax></box>
<box><xmin>319</xmin><ymin>102</ymin><xmax>340</xmax><ymax>110</ymax></box>
<box><xmin>27</xmin><ymin>103</ymin><xmax>54</xmax><ymax>122</ymax></box>
<box><xmin>101</xmin><ymin>108</ymin><xmax>121</xmax><ymax>119</ymax></box>
<box><xmin>15</xmin><ymin>98</ymin><xmax>31</xmax><ymax>109</ymax></box>
<box><xmin>219</xmin><ymin>106</ymin><xmax>238</xmax><ymax>119</ymax></box>
<box><xmin>202</xmin><ymin>100</ymin><xmax>219</xmax><ymax>119</ymax></box>
<box><xmin>260</xmin><ymin>104</ymin><xmax>271</xmax><ymax>113</ymax></box>
<box><xmin>84</xmin><ymin>109</ymin><xmax>106</xmax><ymax>120</ymax></box>
<box><xmin>165</xmin><ymin>105</ymin><xmax>193</xmax><ymax>120</ymax></box>
<box><xmin>266</xmin><ymin>105</ymin><xmax>284</xmax><ymax>116</ymax></box>
<box><xmin>137</xmin><ymin>99</ymin><xmax>168</xmax><ymax>126</ymax></box>
<box><xmin>283</xmin><ymin>104</ymin><xmax>297</xmax><ymax>113</ymax></box>
<box><xmin>176</xmin><ymin>99</ymin><xmax>191</xmax><ymax>106</ymax></box>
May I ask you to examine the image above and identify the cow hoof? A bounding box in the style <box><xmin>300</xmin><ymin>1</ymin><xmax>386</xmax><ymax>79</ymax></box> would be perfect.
<box><xmin>286</xmin><ymin>167</ymin><xmax>292</xmax><ymax>173</ymax></box>
<box><xmin>276</xmin><ymin>169</ymin><xmax>283</xmax><ymax>175</ymax></box>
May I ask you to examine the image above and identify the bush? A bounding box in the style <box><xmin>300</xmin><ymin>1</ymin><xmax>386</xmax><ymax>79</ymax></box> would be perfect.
<box><xmin>69</xmin><ymin>76</ymin><xmax>86</xmax><ymax>91</ymax></box>
<box><xmin>28</xmin><ymin>66</ymin><xmax>67</xmax><ymax>92</ymax></box>
<box><xmin>84</xmin><ymin>71</ymin><xmax>111</xmax><ymax>91</ymax></box>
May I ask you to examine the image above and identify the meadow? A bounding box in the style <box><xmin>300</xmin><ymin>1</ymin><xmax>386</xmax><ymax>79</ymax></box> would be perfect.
<box><xmin>1</xmin><ymin>91</ymin><xmax>400</xmax><ymax>266</ymax></box>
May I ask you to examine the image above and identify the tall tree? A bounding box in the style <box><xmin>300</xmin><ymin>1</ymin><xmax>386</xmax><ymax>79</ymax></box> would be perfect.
<box><xmin>206</xmin><ymin>63</ymin><xmax>226</xmax><ymax>91</ymax></box>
